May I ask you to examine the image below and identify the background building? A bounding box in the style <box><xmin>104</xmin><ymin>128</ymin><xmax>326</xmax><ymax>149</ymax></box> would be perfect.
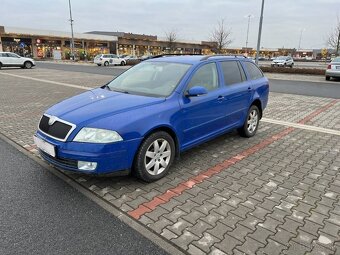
<box><xmin>0</xmin><ymin>25</ymin><xmax>117</xmax><ymax>60</ymax></box>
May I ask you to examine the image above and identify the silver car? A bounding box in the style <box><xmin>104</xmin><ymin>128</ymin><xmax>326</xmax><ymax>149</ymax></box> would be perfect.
<box><xmin>271</xmin><ymin>56</ymin><xmax>294</xmax><ymax>68</ymax></box>
<box><xmin>325</xmin><ymin>57</ymin><xmax>340</xmax><ymax>81</ymax></box>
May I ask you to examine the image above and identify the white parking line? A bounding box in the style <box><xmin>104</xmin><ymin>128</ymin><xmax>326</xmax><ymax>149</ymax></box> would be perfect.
<box><xmin>261</xmin><ymin>118</ymin><xmax>340</xmax><ymax>136</ymax></box>
<box><xmin>0</xmin><ymin>72</ymin><xmax>91</xmax><ymax>90</ymax></box>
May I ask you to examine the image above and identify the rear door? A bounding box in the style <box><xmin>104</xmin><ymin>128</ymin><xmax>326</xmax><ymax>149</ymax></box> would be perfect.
<box><xmin>218</xmin><ymin>60</ymin><xmax>252</xmax><ymax>127</ymax></box>
<box><xmin>7</xmin><ymin>53</ymin><xmax>23</xmax><ymax>66</ymax></box>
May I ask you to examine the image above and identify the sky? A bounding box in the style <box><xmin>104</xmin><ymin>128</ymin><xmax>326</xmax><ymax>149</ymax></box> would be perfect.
<box><xmin>1</xmin><ymin>0</ymin><xmax>339</xmax><ymax>49</ymax></box>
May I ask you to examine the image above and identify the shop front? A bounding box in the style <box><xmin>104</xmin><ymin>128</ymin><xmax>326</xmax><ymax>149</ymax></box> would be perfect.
<box><xmin>1</xmin><ymin>37</ymin><xmax>33</xmax><ymax>57</ymax></box>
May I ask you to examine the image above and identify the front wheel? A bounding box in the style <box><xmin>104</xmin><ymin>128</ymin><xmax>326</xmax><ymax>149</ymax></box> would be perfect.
<box><xmin>134</xmin><ymin>131</ymin><xmax>175</xmax><ymax>182</ymax></box>
<box><xmin>24</xmin><ymin>61</ymin><xmax>33</xmax><ymax>69</ymax></box>
<box><xmin>325</xmin><ymin>76</ymin><xmax>330</xmax><ymax>81</ymax></box>
<box><xmin>120</xmin><ymin>61</ymin><xmax>125</xmax><ymax>66</ymax></box>
<box><xmin>104</xmin><ymin>61</ymin><xmax>109</xmax><ymax>66</ymax></box>
<box><xmin>97</xmin><ymin>64</ymin><xmax>101</xmax><ymax>66</ymax></box>
<box><xmin>238</xmin><ymin>105</ymin><xmax>260</xmax><ymax>138</ymax></box>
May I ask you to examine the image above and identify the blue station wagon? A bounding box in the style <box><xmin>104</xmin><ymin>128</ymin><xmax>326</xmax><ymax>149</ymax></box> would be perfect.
<box><xmin>34</xmin><ymin>55</ymin><xmax>269</xmax><ymax>182</ymax></box>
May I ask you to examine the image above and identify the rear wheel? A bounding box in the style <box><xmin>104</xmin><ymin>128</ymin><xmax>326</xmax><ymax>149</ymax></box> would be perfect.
<box><xmin>0</xmin><ymin>62</ymin><xmax>2</xmax><ymax>69</ymax></box>
<box><xmin>104</xmin><ymin>61</ymin><xmax>109</xmax><ymax>66</ymax></box>
<box><xmin>238</xmin><ymin>105</ymin><xmax>260</xmax><ymax>138</ymax></box>
<box><xmin>97</xmin><ymin>64</ymin><xmax>101</xmax><ymax>66</ymax></box>
<box><xmin>120</xmin><ymin>61</ymin><xmax>125</xmax><ymax>66</ymax></box>
<box><xmin>134</xmin><ymin>131</ymin><xmax>175</xmax><ymax>182</ymax></box>
<box><xmin>24</xmin><ymin>61</ymin><xmax>32</xmax><ymax>69</ymax></box>
<box><xmin>325</xmin><ymin>76</ymin><xmax>330</xmax><ymax>81</ymax></box>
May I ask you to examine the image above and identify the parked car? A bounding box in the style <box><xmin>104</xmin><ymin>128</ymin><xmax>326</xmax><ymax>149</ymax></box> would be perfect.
<box><xmin>123</xmin><ymin>55</ymin><xmax>141</xmax><ymax>65</ymax></box>
<box><xmin>271</xmin><ymin>56</ymin><xmax>294</xmax><ymax>67</ymax></box>
<box><xmin>325</xmin><ymin>57</ymin><xmax>340</xmax><ymax>81</ymax></box>
<box><xmin>0</xmin><ymin>52</ymin><xmax>35</xmax><ymax>69</ymax></box>
<box><xmin>94</xmin><ymin>54</ymin><xmax>126</xmax><ymax>66</ymax></box>
<box><xmin>34</xmin><ymin>55</ymin><xmax>269</xmax><ymax>182</ymax></box>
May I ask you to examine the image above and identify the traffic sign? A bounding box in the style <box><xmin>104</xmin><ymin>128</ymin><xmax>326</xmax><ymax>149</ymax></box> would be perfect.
<box><xmin>19</xmin><ymin>42</ymin><xmax>26</xmax><ymax>48</ymax></box>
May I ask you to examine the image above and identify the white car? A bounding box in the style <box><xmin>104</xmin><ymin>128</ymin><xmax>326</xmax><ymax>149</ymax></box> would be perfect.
<box><xmin>94</xmin><ymin>54</ymin><xmax>126</xmax><ymax>66</ymax></box>
<box><xmin>0</xmin><ymin>52</ymin><xmax>35</xmax><ymax>69</ymax></box>
<box><xmin>325</xmin><ymin>57</ymin><xmax>340</xmax><ymax>81</ymax></box>
<box><xmin>271</xmin><ymin>56</ymin><xmax>294</xmax><ymax>68</ymax></box>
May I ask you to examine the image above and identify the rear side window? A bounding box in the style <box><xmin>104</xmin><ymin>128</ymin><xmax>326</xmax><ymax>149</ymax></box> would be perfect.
<box><xmin>220</xmin><ymin>61</ymin><xmax>246</xmax><ymax>85</ymax></box>
<box><xmin>244</xmin><ymin>62</ymin><xmax>264</xmax><ymax>80</ymax></box>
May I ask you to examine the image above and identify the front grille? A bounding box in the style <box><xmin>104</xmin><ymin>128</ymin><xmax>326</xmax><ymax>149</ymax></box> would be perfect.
<box><xmin>39</xmin><ymin>115</ymin><xmax>73</xmax><ymax>140</ymax></box>
<box><xmin>40</xmin><ymin>150</ymin><xmax>78</xmax><ymax>168</ymax></box>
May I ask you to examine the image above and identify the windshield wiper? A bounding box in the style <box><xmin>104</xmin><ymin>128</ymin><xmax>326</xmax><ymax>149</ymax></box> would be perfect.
<box><xmin>112</xmin><ymin>89</ymin><xmax>130</xmax><ymax>94</ymax></box>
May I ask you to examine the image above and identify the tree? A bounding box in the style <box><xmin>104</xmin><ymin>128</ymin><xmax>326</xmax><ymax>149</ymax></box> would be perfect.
<box><xmin>327</xmin><ymin>17</ymin><xmax>340</xmax><ymax>56</ymax></box>
<box><xmin>165</xmin><ymin>29</ymin><xmax>177</xmax><ymax>53</ymax></box>
<box><xmin>210</xmin><ymin>19</ymin><xmax>232</xmax><ymax>53</ymax></box>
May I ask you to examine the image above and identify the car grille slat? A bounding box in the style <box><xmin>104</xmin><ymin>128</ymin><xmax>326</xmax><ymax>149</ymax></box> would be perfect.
<box><xmin>39</xmin><ymin>115</ymin><xmax>73</xmax><ymax>140</ymax></box>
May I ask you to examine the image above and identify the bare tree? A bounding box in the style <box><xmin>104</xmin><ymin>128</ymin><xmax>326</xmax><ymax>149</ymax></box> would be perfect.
<box><xmin>211</xmin><ymin>19</ymin><xmax>233</xmax><ymax>53</ymax></box>
<box><xmin>165</xmin><ymin>29</ymin><xmax>178</xmax><ymax>53</ymax></box>
<box><xmin>327</xmin><ymin>17</ymin><xmax>340</xmax><ymax>56</ymax></box>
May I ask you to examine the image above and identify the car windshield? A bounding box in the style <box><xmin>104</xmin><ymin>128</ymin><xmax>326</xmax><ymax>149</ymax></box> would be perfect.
<box><xmin>95</xmin><ymin>54</ymin><xmax>102</xmax><ymax>58</ymax></box>
<box><xmin>276</xmin><ymin>56</ymin><xmax>287</xmax><ymax>60</ymax></box>
<box><xmin>107</xmin><ymin>61</ymin><xmax>191</xmax><ymax>97</ymax></box>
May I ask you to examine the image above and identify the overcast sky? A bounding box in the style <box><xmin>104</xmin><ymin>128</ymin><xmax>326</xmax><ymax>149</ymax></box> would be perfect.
<box><xmin>1</xmin><ymin>0</ymin><xmax>339</xmax><ymax>49</ymax></box>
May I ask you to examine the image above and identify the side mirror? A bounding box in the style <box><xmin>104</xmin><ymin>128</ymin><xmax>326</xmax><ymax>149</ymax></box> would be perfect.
<box><xmin>186</xmin><ymin>86</ymin><xmax>208</xmax><ymax>97</ymax></box>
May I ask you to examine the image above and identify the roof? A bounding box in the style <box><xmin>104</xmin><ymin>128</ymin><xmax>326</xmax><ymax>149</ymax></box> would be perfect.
<box><xmin>1</xmin><ymin>26</ymin><xmax>118</xmax><ymax>41</ymax></box>
<box><xmin>146</xmin><ymin>55</ymin><xmax>251</xmax><ymax>65</ymax></box>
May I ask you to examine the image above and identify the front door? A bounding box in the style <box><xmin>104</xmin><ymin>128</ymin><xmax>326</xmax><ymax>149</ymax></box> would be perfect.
<box><xmin>178</xmin><ymin>62</ymin><xmax>227</xmax><ymax>149</ymax></box>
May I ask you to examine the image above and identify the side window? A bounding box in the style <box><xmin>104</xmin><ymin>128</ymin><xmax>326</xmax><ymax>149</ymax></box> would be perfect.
<box><xmin>112</xmin><ymin>54</ymin><xmax>117</xmax><ymax>58</ymax></box>
<box><xmin>187</xmin><ymin>63</ymin><xmax>219</xmax><ymax>92</ymax></box>
<box><xmin>220</xmin><ymin>61</ymin><xmax>245</xmax><ymax>86</ymax></box>
<box><xmin>244</xmin><ymin>62</ymin><xmax>264</xmax><ymax>80</ymax></box>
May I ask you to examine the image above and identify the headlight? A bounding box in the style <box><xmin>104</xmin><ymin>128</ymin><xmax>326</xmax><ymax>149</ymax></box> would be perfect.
<box><xmin>73</xmin><ymin>128</ymin><xmax>123</xmax><ymax>143</ymax></box>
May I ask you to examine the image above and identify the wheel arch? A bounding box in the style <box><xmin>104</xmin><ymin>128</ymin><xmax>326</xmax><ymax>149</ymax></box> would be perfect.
<box><xmin>142</xmin><ymin>125</ymin><xmax>180</xmax><ymax>158</ymax></box>
<box><xmin>251</xmin><ymin>98</ymin><xmax>263</xmax><ymax>119</ymax></box>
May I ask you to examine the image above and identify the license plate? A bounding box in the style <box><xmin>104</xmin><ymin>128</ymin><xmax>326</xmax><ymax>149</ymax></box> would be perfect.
<box><xmin>34</xmin><ymin>136</ymin><xmax>56</xmax><ymax>157</ymax></box>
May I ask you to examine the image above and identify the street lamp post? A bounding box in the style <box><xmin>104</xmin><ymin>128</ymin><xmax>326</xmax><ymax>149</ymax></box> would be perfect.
<box><xmin>68</xmin><ymin>0</ymin><xmax>75</xmax><ymax>61</ymax></box>
<box><xmin>245</xmin><ymin>14</ymin><xmax>253</xmax><ymax>55</ymax></box>
<box><xmin>255</xmin><ymin>0</ymin><xmax>265</xmax><ymax>64</ymax></box>
<box><xmin>298</xmin><ymin>28</ymin><xmax>305</xmax><ymax>51</ymax></box>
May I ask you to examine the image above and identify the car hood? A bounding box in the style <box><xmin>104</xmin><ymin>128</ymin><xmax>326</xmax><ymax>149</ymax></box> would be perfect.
<box><xmin>46</xmin><ymin>88</ymin><xmax>165</xmax><ymax>126</ymax></box>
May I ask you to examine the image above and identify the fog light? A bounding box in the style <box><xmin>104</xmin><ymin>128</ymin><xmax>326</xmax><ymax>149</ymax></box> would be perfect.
<box><xmin>78</xmin><ymin>161</ymin><xmax>97</xmax><ymax>171</ymax></box>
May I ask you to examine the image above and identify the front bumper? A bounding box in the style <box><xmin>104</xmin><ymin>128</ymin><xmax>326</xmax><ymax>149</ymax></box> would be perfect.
<box><xmin>35</xmin><ymin>131</ymin><xmax>142</xmax><ymax>175</ymax></box>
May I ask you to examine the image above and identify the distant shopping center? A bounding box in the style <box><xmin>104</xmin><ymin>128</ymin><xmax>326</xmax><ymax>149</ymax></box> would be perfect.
<box><xmin>0</xmin><ymin>25</ymin><xmax>330</xmax><ymax>60</ymax></box>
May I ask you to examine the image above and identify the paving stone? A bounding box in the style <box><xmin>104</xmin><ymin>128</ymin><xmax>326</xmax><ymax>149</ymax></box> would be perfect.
<box><xmin>187</xmin><ymin>244</ymin><xmax>206</xmax><ymax>255</ymax></box>
<box><xmin>220</xmin><ymin>213</ymin><xmax>243</xmax><ymax>230</ymax></box>
<box><xmin>248</xmin><ymin>225</ymin><xmax>273</xmax><ymax>245</ymax></box>
<box><xmin>163</xmin><ymin>208</ymin><xmax>187</xmax><ymax>223</ymax></box>
<box><xmin>161</xmin><ymin>228</ymin><xmax>178</xmax><ymax>240</ymax></box>
<box><xmin>182</xmin><ymin>209</ymin><xmax>205</xmax><ymax>225</ymax></box>
<box><xmin>284</xmin><ymin>240</ymin><xmax>311</xmax><ymax>255</ymax></box>
<box><xmin>192</xmin><ymin>232</ymin><xmax>220</xmax><ymax>253</ymax></box>
<box><xmin>171</xmin><ymin>230</ymin><xmax>200</xmax><ymax>251</ymax></box>
<box><xmin>215</xmin><ymin>234</ymin><xmax>242</xmax><ymax>254</ymax></box>
<box><xmin>300</xmin><ymin>220</ymin><xmax>323</xmax><ymax>237</ymax></box>
<box><xmin>167</xmin><ymin>218</ymin><xmax>193</xmax><ymax>236</ymax></box>
<box><xmin>209</xmin><ymin>246</ymin><xmax>228</xmax><ymax>255</ymax></box>
<box><xmin>207</xmin><ymin>221</ymin><xmax>233</xmax><ymax>240</ymax></box>
<box><xmin>228</xmin><ymin>223</ymin><xmax>253</xmax><ymax>242</ymax></box>
<box><xmin>237</xmin><ymin>236</ymin><xmax>265</xmax><ymax>255</ymax></box>
<box><xmin>187</xmin><ymin>220</ymin><xmax>213</xmax><ymax>238</ymax></box>
<box><xmin>291</xmin><ymin>230</ymin><xmax>317</xmax><ymax>249</ymax></box>
<box><xmin>258</xmin><ymin>216</ymin><xmax>281</xmax><ymax>233</ymax></box>
<box><xmin>148</xmin><ymin>216</ymin><xmax>173</xmax><ymax>234</ymax></box>
<box><xmin>145</xmin><ymin>207</ymin><xmax>170</xmax><ymax>221</ymax></box>
<box><xmin>258</xmin><ymin>239</ymin><xmax>287</xmax><ymax>255</ymax></box>
<box><xmin>271</xmin><ymin>228</ymin><xmax>296</xmax><ymax>246</ymax></box>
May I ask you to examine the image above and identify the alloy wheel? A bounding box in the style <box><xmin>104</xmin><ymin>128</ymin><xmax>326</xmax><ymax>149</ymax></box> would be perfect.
<box><xmin>247</xmin><ymin>110</ymin><xmax>258</xmax><ymax>133</ymax></box>
<box><xmin>144</xmin><ymin>139</ymin><xmax>171</xmax><ymax>176</ymax></box>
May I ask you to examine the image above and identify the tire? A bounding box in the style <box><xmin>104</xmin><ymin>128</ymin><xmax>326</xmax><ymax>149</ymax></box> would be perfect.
<box><xmin>97</xmin><ymin>64</ymin><xmax>101</xmax><ymax>66</ymax></box>
<box><xmin>24</xmin><ymin>61</ymin><xmax>33</xmax><ymax>69</ymax></box>
<box><xmin>120</xmin><ymin>61</ymin><xmax>125</xmax><ymax>66</ymax></box>
<box><xmin>0</xmin><ymin>62</ymin><xmax>2</xmax><ymax>70</ymax></box>
<box><xmin>133</xmin><ymin>131</ymin><xmax>175</xmax><ymax>182</ymax></box>
<box><xmin>238</xmin><ymin>105</ymin><xmax>260</xmax><ymax>138</ymax></box>
<box><xmin>104</xmin><ymin>61</ymin><xmax>109</xmax><ymax>66</ymax></box>
<box><xmin>326</xmin><ymin>76</ymin><xmax>330</xmax><ymax>81</ymax></box>
<box><xmin>290</xmin><ymin>63</ymin><xmax>294</xmax><ymax>68</ymax></box>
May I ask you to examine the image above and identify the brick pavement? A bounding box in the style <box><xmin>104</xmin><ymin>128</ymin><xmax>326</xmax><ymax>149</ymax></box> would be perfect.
<box><xmin>0</xmin><ymin>68</ymin><xmax>339</xmax><ymax>255</ymax></box>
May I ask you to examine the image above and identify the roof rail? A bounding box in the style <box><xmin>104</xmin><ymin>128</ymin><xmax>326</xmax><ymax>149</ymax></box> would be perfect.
<box><xmin>200</xmin><ymin>54</ymin><xmax>247</xmax><ymax>61</ymax></box>
<box><xmin>151</xmin><ymin>53</ymin><xmax>203</xmax><ymax>59</ymax></box>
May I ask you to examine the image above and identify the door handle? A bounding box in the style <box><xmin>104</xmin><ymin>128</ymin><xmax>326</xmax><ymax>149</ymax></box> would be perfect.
<box><xmin>217</xmin><ymin>95</ymin><xmax>225</xmax><ymax>102</ymax></box>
